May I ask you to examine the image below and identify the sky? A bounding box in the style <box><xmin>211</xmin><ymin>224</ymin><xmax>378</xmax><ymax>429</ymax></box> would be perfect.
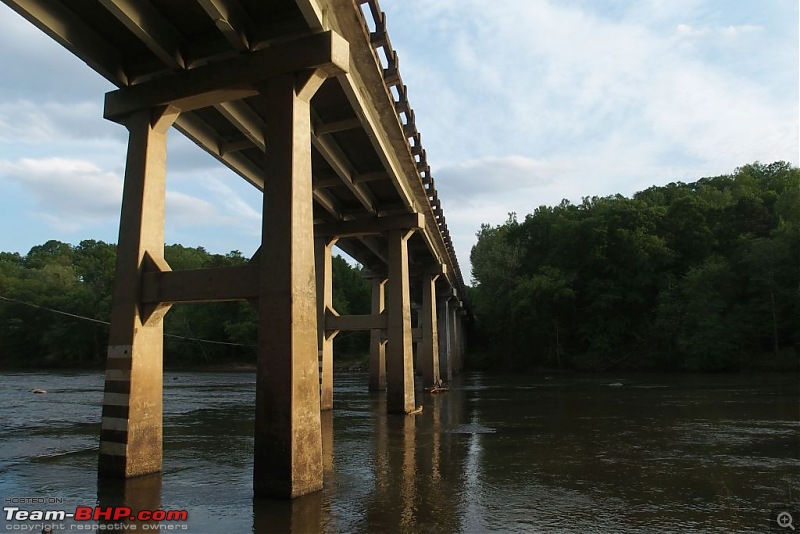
<box><xmin>0</xmin><ymin>0</ymin><xmax>797</xmax><ymax>283</ymax></box>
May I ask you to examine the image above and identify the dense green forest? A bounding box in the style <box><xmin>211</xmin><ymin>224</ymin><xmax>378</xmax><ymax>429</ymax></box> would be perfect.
<box><xmin>2</xmin><ymin>161</ymin><xmax>797</xmax><ymax>372</ymax></box>
<box><xmin>0</xmin><ymin>242</ymin><xmax>370</xmax><ymax>368</ymax></box>
<box><xmin>470</xmin><ymin>162</ymin><xmax>799</xmax><ymax>371</ymax></box>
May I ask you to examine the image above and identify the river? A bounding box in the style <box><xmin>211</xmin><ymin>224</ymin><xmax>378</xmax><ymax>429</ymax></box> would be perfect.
<box><xmin>1</xmin><ymin>371</ymin><xmax>797</xmax><ymax>533</ymax></box>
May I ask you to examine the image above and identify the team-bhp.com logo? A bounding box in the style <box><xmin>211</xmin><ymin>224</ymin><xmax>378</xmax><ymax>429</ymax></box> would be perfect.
<box><xmin>4</xmin><ymin>506</ymin><xmax>188</xmax><ymax>530</ymax></box>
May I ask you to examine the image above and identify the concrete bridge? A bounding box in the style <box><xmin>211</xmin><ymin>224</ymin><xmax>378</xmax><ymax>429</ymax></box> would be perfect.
<box><xmin>4</xmin><ymin>0</ymin><xmax>469</xmax><ymax>497</ymax></box>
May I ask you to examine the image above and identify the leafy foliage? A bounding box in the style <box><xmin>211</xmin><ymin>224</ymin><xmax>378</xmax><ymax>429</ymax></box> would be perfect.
<box><xmin>0</xmin><ymin>241</ymin><xmax>370</xmax><ymax>368</ymax></box>
<box><xmin>470</xmin><ymin>162</ymin><xmax>800</xmax><ymax>371</ymax></box>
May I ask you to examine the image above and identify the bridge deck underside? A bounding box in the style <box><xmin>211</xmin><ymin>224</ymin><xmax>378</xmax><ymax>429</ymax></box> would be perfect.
<box><xmin>4</xmin><ymin>0</ymin><xmax>465</xmax><ymax>293</ymax></box>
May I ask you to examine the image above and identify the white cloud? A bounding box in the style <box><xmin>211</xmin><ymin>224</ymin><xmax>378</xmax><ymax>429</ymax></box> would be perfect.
<box><xmin>202</xmin><ymin>176</ymin><xmax>261</xmax><ymax>229</ymax></box>
<box><xmin>0</xmin><ymin>158</ymin><xmax>122</xmax><ymax>230</ymax></box>
<box><xmin>0</xmin><ymin>157</ymin><xmax>257</xmax><ymax>234</ymax></box>
<box><xmin>0</xmin><ymin>1</ymin><xmax>796</xmax><ymax>278</ymax></box>
<box><xmin>383</xmin><ymin>0</ymin><xmax>797</xmax><ymax>277</ymax></box>
<box><xmin>435</xmin><ymin>156</ymin><xmax>556</xmax><ymax>204</ymax></box>
<box><xmin>675</xmin><ymin>23</ymin><xmax>763</xmax><ymax>38</ymax></box>
<box><xmin>0</xmin><ymin>100</ymin><xmax>118</xmax><ymax>144</ymax></box>
<box><xmin>166</xmin><ymin>190</ymin><xmax>218</xmax><ymax>227</ymax></box>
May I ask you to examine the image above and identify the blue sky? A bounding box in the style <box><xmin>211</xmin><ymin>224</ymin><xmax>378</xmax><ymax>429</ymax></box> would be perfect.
<box><xmin>0</xmin><ymin>0</ymin><xmax>797</xmax><ymax>282</ymax></box>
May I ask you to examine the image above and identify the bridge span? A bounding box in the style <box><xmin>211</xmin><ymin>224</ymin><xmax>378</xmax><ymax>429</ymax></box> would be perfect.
<box><xmin>4</xmin><ymin>0</ymin><xmax>469</xmax><ymax>497</ymax></box>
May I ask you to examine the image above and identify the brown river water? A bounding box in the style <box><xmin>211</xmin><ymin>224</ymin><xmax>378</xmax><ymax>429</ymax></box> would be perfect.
<box><xmin>0</xmin><ymin>371</ymin><xmax>797</xmax><ymax>533</ymax></box>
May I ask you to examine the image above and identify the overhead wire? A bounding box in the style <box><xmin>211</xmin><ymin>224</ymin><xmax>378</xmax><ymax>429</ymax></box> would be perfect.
<box><xmin>0</xmin><ymin>294</ymin><xmax>257</xmax><ymax>348</ymax></box>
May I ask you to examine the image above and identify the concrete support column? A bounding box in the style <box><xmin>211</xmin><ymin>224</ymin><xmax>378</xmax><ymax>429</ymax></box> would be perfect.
<box><xmin>458</xmin><ymin>312</ymin><xmax>467</xmax><ymax>372</ymax></box>
<box><xmin>454</xmin><ymin>307</ymin><xmax>464</xmax><ymax>374</ymax></box>
<box><xmin>437</xmin><ymin>298</ymin><xmax>452</xmax><ymax>382</ymax></box>
<box><xmin>386</xmin><ymin>229</ymin><xmax>416</xmax><ymax>414</ymax></box>
<box><xmin>448</xmin><ymin>300</ymin><xmax>460</xmax><ymax>376</ymax></box>
<box><xmin>99</xmin><ymin>106</ymin><xmax>179</xmax><ymax>478</ymax></box>
<box><xmin>419</xmin><ymin>274</ymin><xmax>440</xmax><ymax>388</ymax></box>
<box><xmin>315</xmin><ymin>236</ymin><xmax>338</xmax><ymax>411</ymax></box>
<box><xmin>368</xmin><ymin>276</ymin><xmax>387</xmax><ymax>392</ymax></box>
<box><xmin>254</xmin><ymin>71</ymin><xmax>327</xmax><ymax>498</ymax></box>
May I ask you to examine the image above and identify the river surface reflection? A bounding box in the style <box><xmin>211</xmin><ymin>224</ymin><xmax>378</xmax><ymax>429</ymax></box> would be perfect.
<box><xmin>1</xmin><ymin>371</ymin><xmax>797</xmax><ymax>532</ymax></box>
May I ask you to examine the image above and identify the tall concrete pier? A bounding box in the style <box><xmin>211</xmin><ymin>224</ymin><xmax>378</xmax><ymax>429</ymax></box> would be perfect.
<box><xmin>4</xmin><ymin>0</ymin><xmax>469</xmax><ymax>498</ymax></box>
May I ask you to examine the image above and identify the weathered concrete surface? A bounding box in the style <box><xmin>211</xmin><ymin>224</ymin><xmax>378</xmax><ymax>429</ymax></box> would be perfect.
<box><xmin>368</xmin><ymin>275</ymin><xmax>387</xmax><ymax>392</ymax></box>
<box><xmin>419</xmin><ymin>274</ymin><xmax>440</xmax><ymax>387</ymax></box>
<box><xmin>386</xmin><ymin>229</ymin><xmax>416</xmax><ymax>414</ymax></box>
<box><xmin>253</xmin><ymin>73</ymin><xmax>326</xmax><ymax>498</ymax></box>
<box><xmin>315</xmin><ymin>236</ymin><xmax>338</xmax><ymax>411</ymax></box>
<box><xmin>99</xmin><ymin>107</ymin><xmax>178</xmax><ymax>478</ymax></box>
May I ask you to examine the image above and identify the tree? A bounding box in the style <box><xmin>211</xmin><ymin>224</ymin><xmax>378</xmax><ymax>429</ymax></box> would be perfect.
<box><xmin>470</xmin><ymin>161</ymin><xmax>799</xmax><ymax>371</ymax></box>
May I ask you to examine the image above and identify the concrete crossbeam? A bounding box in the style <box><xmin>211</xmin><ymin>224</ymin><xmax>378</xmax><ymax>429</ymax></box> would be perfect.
<box><xmin>141</xmin><ymin>264</ymin><xmax>259</xmax><ymax>304</ymax></box>
<box><xmin>326</xmin><ymin>312</ymin><xmax>387</xmax><ymax>332</ymax></box>
<box><xmin>104</xmin><ymin>30</ymin><xmax>349</xmax><ymax>121</ymax></box>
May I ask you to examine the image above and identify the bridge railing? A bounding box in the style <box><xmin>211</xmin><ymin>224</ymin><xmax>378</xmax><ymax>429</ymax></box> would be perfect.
<box><xmin>355</xmin><ymin>0</ymin><xmax>466</xmax><ymax>295</ymax></box>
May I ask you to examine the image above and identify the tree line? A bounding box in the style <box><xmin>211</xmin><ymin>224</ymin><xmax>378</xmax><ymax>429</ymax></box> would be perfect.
<box><xmin>0</xmin><ymin>242</ymin><xmax>370</xmax><ymax>368</ymax></box>
<box><xmin>469</xmin><ymin>162</ymin><xmax>799</xmax><ymax>371</ymax></box>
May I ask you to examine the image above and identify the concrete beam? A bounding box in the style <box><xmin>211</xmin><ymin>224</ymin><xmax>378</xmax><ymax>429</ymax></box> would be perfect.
<box><xmin>314</xmin><ymin>212</ymin><xmax>423</xmax><ymax>239</ymax></box>
<box><xmin>326</xmin><ymin>312</ymin><xmax>387</xmax><ymax>332</ymax></box>
<box><xmin>311</xmin><ymin>112</ymin><xmax>378</xmax><ymax>214</ymax></box>
<box><xmin>197</xmin><ymin>0</ymin><xmax>251</xmax><ymax>51</ymax></box>
<box><xmin>315</xmin><ymin>117</ymin><xmax>362</xmax><ymax>135</ymax></box>
<box><xmin>353</xmin><ymin>171</ymin><xmax>390</xmax><ymax>184</ymax></box>
<box><xmin>141</xmin><ymin>264</ymin><xmax>259</xmax><ymax>304</ymax></box>
<box><xmin>98</xmin><ymin>0</ymin><xmax>186</xmax><ymax>69</ymax></box>
<box><xmin>215</xmin><ymin>101</ymin><xmax>266</xmax><ymax>152</ymax></box>
<box><xmin>413</xmin><ymin>263</ymin><xmax>447</xmax><ymax>278</ymax></box>
<box><xmin>105</xmin><ymin>30</ymin><xmax>349</xmax><ymax>121</ymax></box>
